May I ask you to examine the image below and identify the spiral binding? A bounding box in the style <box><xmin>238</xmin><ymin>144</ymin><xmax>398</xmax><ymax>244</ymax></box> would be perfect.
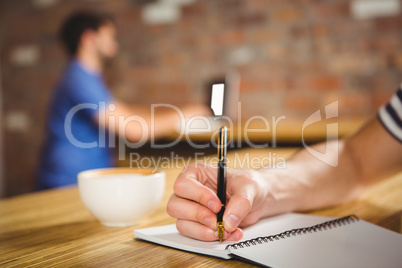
<box><xmin>225</xmin><ymin>214</ymin><xmax>359</xmax><ymax>250</ymax></box>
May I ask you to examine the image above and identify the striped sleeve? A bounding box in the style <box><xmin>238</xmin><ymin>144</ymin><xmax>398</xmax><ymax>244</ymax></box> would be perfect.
<box><xmin>378</xmin><ymin>86</ymin><xmax>402</xmax><ymax>143</ymax></box>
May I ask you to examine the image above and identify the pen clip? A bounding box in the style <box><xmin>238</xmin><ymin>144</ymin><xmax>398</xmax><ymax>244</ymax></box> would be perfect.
<box><xmin>218</xmin><ymin>126</ymin><xmax>227</xmax><ymax>161</ymax></box>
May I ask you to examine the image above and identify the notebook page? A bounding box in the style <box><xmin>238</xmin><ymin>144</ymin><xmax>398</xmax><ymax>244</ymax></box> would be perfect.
<box><xmin>134</xmin><ymin>213</ymin><xmax>331</xmax><ymax>260</ymax></box>
<box><xmin>229</xmin><ymin>219</ymin><xmax>402</xmax><ymax>268</ymax></box>
<box><xmin>135</xmin><ymin>224</ymin><xmax>231</xmax><ymax>259</ymax></box>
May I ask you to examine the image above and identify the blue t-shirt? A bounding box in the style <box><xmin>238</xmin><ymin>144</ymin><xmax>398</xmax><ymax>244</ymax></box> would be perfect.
<box><xmin>37</xmin><ymin>60</ymin><xmax>114</xmax><ymax>189</ymax></box>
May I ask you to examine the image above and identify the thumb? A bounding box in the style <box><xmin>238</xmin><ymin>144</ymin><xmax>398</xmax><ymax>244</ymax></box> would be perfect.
<box><xmin>223</xmin><ymin>184</ymin><xmax>256</xmax><ymax>232</ymax></box>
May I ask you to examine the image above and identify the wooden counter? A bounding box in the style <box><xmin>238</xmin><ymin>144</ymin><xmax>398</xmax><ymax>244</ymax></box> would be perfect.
<box><xmin>1</xmin><ymin>148</ymin><xmax>401</xmax><ymax>267</ymax></box>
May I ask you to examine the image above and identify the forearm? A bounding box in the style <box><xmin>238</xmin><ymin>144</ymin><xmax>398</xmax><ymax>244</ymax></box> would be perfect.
<box><xmin>258</xmin><ymin>140</ymin><xmax>365</xmax><ymax>217</ymax></box>
<box><xmin>106</xmin><ymin>104</ymin><xmax>179</xmax><ymax>142</ymax></box>
<box><xmin>148</xmin><ymin>109</ymin><xmax>180</xmax><ymax>139</ymax></box>
<box><xmin>101</xmin><ymin>101</ymin><xmax>211</xmax><ymax>142</ymax></box>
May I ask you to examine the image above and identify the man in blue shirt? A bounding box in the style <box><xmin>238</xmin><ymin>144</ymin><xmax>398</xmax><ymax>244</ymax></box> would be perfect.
<box><xmin>38</xmin><ymin>11</ymin><xmax>209</xmax><ymax>189</ymax></box>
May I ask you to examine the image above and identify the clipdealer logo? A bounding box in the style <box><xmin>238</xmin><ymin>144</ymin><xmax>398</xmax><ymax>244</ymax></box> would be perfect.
<box><xmin>301</xmin><ymin>101</ymin><xmax>339</xmax><ymax>167</ymax></box>
<box><xmin>64</xmin><ymin>101</ymin><xmax>339</xmax><ymax>168</ymax></box>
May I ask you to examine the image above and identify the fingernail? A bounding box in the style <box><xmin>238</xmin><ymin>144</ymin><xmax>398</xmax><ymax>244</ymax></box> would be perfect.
<box><xmin>208</xmin><ymin>201</ymin><xmax>218</xmax><ymax>212</ymax></box>
<box><xmin>227</xmin><ymin>230</ymin><xmax>243</xmax><ymax>241</ymax></box>
<box><xmin>204</xmin><ymin>217</ymin><xmax>212</xmax><ymax>229</ymax></box>
<box><xmin>223</xmin><ymin>230</ymin><xmax>229</xmax><ymax>239</ymax></box>
<box><xmin>224</xmin><ymin>214</ymin><xmax>239</xmax><ymax>230</ymax></box>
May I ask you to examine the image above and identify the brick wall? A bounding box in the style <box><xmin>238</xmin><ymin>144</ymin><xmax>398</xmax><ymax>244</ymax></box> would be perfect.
<box><xmin>0</xmin><ymin>0</ymin><xmax>401</xmax><ymax>197</ymax></box>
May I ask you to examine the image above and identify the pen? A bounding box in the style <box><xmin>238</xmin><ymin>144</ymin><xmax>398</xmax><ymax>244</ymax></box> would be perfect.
<box><xmin>217</xmin><ymin>126</ymin><xmax>227</xmax><ymax>242</ymax></box>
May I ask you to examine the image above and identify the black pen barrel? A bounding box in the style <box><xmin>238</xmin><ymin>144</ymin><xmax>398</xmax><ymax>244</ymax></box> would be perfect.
<box><xmin>217</xmin><ymin>126</ymin><xmax>227</xmax><ymax>223</ymax></box>
<box><xmin>217</xmin><ymin>159</ymin><xmax>226</xmax><ymax>222</ymax></box>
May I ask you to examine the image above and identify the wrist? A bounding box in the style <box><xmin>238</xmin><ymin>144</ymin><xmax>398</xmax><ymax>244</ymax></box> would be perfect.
<box><xmin>257</xmin><ymin>168</ymin><xmax>301</xmax><ymax>217</ymax></box>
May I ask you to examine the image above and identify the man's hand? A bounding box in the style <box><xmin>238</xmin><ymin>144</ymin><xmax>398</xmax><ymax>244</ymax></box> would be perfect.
<box><xmin>167</xmin><ymin>162</ymin><xmax>272</xmax><ymax>241</ymax></box>
<box><xmin>166</xmin><ymin>116</ymin><xmax>402</xmax><ymax>242</ymax></box>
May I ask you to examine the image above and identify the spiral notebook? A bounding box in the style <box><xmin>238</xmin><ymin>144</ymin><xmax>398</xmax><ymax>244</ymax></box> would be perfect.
<box><xmin>134</xmin><ymin>213</ymin><xmax>402</xmax><ymax>268</ymax></box>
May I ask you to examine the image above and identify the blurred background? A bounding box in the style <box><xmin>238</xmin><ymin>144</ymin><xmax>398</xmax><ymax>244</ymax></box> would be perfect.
<box><xmin>0</xmin><ymin>0</ymin><xmax>401</xmax><ymax>198</ymax></box>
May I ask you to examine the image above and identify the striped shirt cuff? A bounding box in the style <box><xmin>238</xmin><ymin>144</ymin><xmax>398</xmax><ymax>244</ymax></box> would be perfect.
<box><xmin>378</xmin><ymin>86</ymin><xmax>402</xmax><ymax>143</ymax></box>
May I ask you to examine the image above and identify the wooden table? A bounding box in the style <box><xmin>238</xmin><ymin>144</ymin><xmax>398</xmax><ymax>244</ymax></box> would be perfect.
<box><xmin>1</xmin><ymin>148</ymin><xmax>401</xmax><ymax>267</ymax></box>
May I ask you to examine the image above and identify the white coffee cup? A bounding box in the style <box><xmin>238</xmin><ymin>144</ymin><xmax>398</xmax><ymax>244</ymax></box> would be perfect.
<box><xmin>78</xmin><ymin>168</ymin><xmax>165</xmax><ymax>227</ymax></box>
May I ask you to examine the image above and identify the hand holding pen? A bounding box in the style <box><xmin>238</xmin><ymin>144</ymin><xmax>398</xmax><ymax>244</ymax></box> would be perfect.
<box><xmin>167</xmin><ymin>161</ymin><xmax>273</xmax><ymax>241</ymax></box>
<box><xmin>166</xmin><ymin>83</ymin><xmax>273</xmax><ymax>241</ymax></box>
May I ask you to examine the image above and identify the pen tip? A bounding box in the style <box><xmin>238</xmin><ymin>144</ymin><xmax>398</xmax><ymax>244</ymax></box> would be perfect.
<box><xmin>217</xmin><ymin>222</ymin><xmax>224</xmax><ymax>242</ymax></box>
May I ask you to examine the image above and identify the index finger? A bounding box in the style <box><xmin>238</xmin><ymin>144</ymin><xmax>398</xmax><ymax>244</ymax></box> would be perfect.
<box><xmin>174</xmin><ymin>162</ymin><xmax>222</xmax><ymax>213</ymax></box>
